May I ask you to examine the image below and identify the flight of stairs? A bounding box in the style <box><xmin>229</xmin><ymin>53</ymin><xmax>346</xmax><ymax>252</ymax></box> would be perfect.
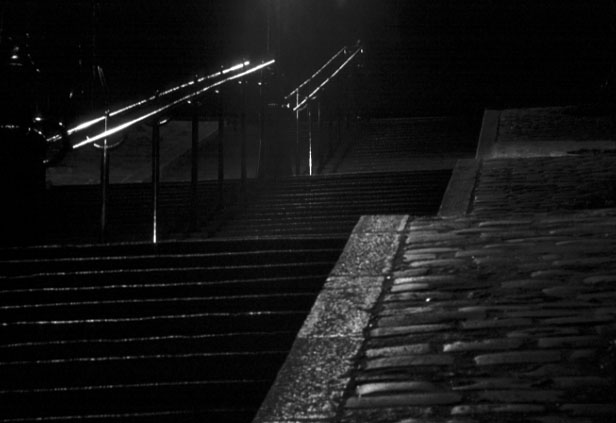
<box><xmin>1</xmin><ymin>116</ymin><xmax>474</xmax><ymax>422</ymax></box>
<box><xmin>0</xmin><ymin>238</ymin><xmax>345</xmax><ymax>422</ymax></box>
<box><xmin>212</xmin><ymin>170</ymin><xmax>452</xmax><ymax>238</ymax></box>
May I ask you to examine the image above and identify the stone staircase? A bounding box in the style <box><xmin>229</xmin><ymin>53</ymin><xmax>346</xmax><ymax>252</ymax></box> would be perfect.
<box><xmin>0</xmin><ymin>238</ymin><xmax>344</xmax><ymax>422</ymax></box>
<box><xmin>0</xmin><ymin>117</ymin><xmax>475</xmax><ymax>422</ymax></box>
<box><xmin>211</xmin><ymin>170</ymin><xmax>451</xmax><ymax>238</ymax></box>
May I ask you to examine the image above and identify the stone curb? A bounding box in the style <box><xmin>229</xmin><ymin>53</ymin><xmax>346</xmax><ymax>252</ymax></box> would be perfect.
<box><xmin>475</xmin><ymin>109</ymin><xmax>501</xmax><ymax>159</ymax></box>
<box><xmin>477</xmin><ymin>106</ymin><xmax>616</xmax><ymax>159</ymax></box>
<box><xmin>253</xmin><ymin>215</ymin><xmax>408</xmax><ymax>423</ymax></box>
<box><xmin>438</xmin><ymin>158</ymin><xmax>480</xmax><ymax>218</ymax></box>
<box><xmin>490</xmin><ymin>139</ymin><xmax>616</xmax><ymax>158</ymax></box>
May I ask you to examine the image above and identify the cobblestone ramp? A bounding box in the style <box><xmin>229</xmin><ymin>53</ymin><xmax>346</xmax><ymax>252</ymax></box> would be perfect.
<box><xmin>256</xmin><ymin>153</ymin><xmax>616</xmax><ymax>423</ymax></box>
<box><xmin>473</xmin><ymin>156</ymin><xmax>616</xmax><ymax>215</ymax></box>
<box><xmin>341</xmin><ymin>211</ymin><xmax>616</xmax><ymax>422</ymax></box>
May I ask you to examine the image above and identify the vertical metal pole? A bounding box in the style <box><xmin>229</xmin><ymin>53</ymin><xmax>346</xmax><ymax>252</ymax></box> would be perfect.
<box><xmin>217</xmin><ymin>92</ymin><xmax>224</xmax><ymax>206</ymax></box>
<box><xmin>307</xmin><ymin>101</ymin><xmax>313</xmax><ymax>176</ymax></box>
<box><xmin>295</xmin><ymin>92</ymin><xmax>300</xmax><ymax>176</ymax></box>
<box><xmin>336</xmin><ymin>110</ymin><xmax>342</xmax><ymax>148</ymax></box>
<box><xmin>317</xmin><ymin>101</ymin><xmax>322</xmax><ymax>172</ymax></box>
<box><xmin>190</xmin><ymin>103</ymin><xmax>199</xmax><ymax>230</ymax></box>
<box><xmin>240</xmin><ymin>78</ymin><xmax>247</xmax><ymax>185</ymax></box>
<box><xmin>152</xmin><ymin>121</ymin><xmax>160</xmax><ymax>243</ymax></box>
<box><xmin>328</xmin><ymin>119</ymin><xmax>334</xmax><ymax>159</ymax></box>
<box><xmin>257</xmin><ymin>71</ymin><xmax>265</xmax><ymax>178</ymax></box>
<box><xmin>99</xmin><ymin>112</ymin><xmax>110</xmax><ymax>242</ymax></box>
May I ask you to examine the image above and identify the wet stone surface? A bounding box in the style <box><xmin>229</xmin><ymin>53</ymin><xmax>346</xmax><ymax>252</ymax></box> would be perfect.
<box><xmin>340</xmin><ymin>205</ymin><xmax>616</xmax><ymax>422</ymax></box>
<box><xmin>471</xmin><ymin>156</ymin><xmax>616</xmax><ymax>216</ymax></box>
<box><xmin>332</xmin><ymin>232</ymin><xmax>402</xmax><ymax>277</ymax></box>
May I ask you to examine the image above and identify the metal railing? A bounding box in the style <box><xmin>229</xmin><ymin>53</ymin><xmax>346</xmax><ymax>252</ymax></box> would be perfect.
<box><xmin>284</xmin><ymin>42</ymin><xmax>363</xmax><ymax>175</ymax></box>
<box><xmin>57</xmin><ymin>58</ymin><xmax>275</xmax><ymax>243</ymax></box>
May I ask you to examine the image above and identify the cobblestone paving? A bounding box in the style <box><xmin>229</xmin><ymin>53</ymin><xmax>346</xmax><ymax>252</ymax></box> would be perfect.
<box><xmin>472</xmin><ymin>156</ymin><xmax>616</xmax><ymax>216</ymax></box>
<box><xmin>498</xmin><ymin>106</ymin><xmax>616</xmax><ymax>143</ymax></box>
<box><xmin>341</xmin><ymin>209</ymin><xmax>616</xmax><ymax>422</ymax></box>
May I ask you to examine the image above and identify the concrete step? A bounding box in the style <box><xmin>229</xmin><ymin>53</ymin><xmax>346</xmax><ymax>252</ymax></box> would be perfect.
<box><xmin>0</xmin><ymin>234</ymin><xmax>343</xmax><ymax>422</ymax></box>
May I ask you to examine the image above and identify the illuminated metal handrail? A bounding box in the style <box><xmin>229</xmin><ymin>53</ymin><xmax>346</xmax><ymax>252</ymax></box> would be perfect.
<box><xmin>286</xmin><ymin>42</ymin><xmax>363</xmax><ymax>177</ymax></box>
<box><xmin>56</xmin><ymin>57</ymin><xmax>274</xmax><ymax>244</ymax></box>
<box><xmin>293</xmin><ymin>43</ymin><xmax>362</xmax><ymax>112</ymax></box>
<box><xmin>284</xmin><ymin>46</ymin><xmax>346</xmax><ymax>101</ymax></box>
<box><xmin>66</xmin><ymin>61</ymin><xmax>250</xmax><ymax>137</ymax></box>
<box><xmin>68</xmin><ymin>60</ymin><xmax>271</xmax><ymax>148</ymax></box>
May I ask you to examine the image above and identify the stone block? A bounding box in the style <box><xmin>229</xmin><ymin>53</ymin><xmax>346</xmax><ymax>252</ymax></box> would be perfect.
<box><xmin>474</xmin><ymin>350</ymin><xmax>560</xmax><ymax>366</ymax></box>
<box><xmin>365</xmin><ymin>343</ymin><xmax>432</xmax><ymax>358</ymax></box>
<box><xmin>365</xmin><ymin>354</ymin><xmax>454</xmax><ymax>370</ymax></box>
<box><xmin>477</xmin><ymin>390</ymin><xmax>563</xmax><ymax>403</ymax></box>
<box><xmin>370</xmin><ymin>323</ymin><xmax>453</xmax><ymax>338</ymax></box>
<box><xmin>346</xmin><ymin>392</ymin><xmax>462</xmax><ymax>408</ymax></box>
<box><xmin>331</xmin><ymin>232</ymin><xmax>402</xmax><ymax>276</ymax></box>
<box><xmin>355</xmin><ymin>381</ymin><xmax>437</xmax><ymax>396</ymax></box>
<box><xmin>253</xmin><ymin>338</ymin><xmax>361</xmax><ymax>423</ymax></box>
<box><xmin>300</xmin><ymin>278</ymin><xmax>383</xmax><ymax>338</ymax></box>
<box><xmin>451</xmin><ymin>404</ymin><xmax>545</xmax><ymax>415</ymax></box>
<box><xmin>353</xmin><ymin>215</ymin><xmax>409</xmax><ymax>234</ymax></box>
<box><xmin>443</xmin><ymin>338</ymin><xmax>524</xmax><ymax>352</ymax></box>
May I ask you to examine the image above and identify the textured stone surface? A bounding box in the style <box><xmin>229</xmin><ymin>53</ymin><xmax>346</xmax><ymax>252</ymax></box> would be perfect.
<box><xmin>364</xmin><ymin>354</ymin><xmax>454</xmax><ymax>370</ymax></box>
<box><xmin>353</xmin><ymin>215</ymin><xmax>410</xmax><ymax>234</ymax></box>
<box><xmin>443</xmin><ymin>338</ymin><xmax>524</xmax><ymax>352</ymax></box>
<box><xmin>331</xmin><ymin>232</ymin><xmax>402</xmax><ymax>276</ymax></box>
<box><xmin>537</xmin><ymin>336</ymin><xmax>603</xmax><ymax>349</ymax></box>
<box><xmin>461</xmin><ymin>318</ymin><xmax>533</xmax><ymax>330</ymax></box>
<box><xmin>345</xmin><ymin>392</ymin><xmax>462</xmax><ymax>408</ymax></box>
<box><xmin>451</xmin><ymin>404</ymin><xmax>546</xmax><ymax>415</ymax></box>
<box><xmin>476</xmin><ymin>390</ymin><xmax>563</xmax><ymax>403</ymax></box>
<box><xmin>256</xmin><ymin>112</ymin><xmax>616</xmax><ymax>423</ymax></box>
<box><xmin>438</xmin><ymin>159</ymin><xmax>480</xmax><ymax>218</ymax></box>
<box><xmin>355</xmin><ymin>381</ymin><xmax>437</xmax><ymax>396</ymax></box>
<box><xmin>258</xmin><ymin>141</ymin><xmax>616</xmax><ymax>423</ymax></box>
<box><xmin>370</xmin><ymin>323</ymin><xmax>454</xmax><ymax>338</ymax></box>
<box><xmin>559</xmin><ymin>404</ymin><xmax>616</xmax><ymax>416</ymax></box>
<box><xmin>471</xmin><ymin>157</ymin><xmax>616</xmax><ymax>214</ymax></box>
<box><xmin>256</xmin><ymin>217</ymin><xmax>404</xmax><ymax>422</ymax></box>
<box><xmin>299</xmin><ymin>279</ymin><xmax>382</xmax><ymax>338</ymax></box>
<box><xmin>474</xmin><ymin>351</ymin><xmax>561</xmax><ymax>366</ymax></box>
<box><xmin>365</xmin><ymin>344</ymin><xmax>432</xmax><ymax>358</ymax></box>
<box><xmin>254</xmin><ymin>338</ymin><xmax>362</xmax><ymax>422</ymax></box>
<box><xmin>339</xmin><ymin>205</ymin><xmax>616</xmax><ymax>423</ymax></box>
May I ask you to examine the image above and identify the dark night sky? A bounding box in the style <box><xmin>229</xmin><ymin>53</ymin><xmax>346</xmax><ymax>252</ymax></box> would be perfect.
<box><xmin>2</xmin><ymin>0</ymin><xmax>615</xmax><ymax>117</ymax></box>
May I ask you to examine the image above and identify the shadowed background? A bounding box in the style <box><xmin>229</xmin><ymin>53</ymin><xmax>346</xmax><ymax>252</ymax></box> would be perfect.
<box><xmin>1</xmin><ymin>0</ymin><xmax>614</xmax><ymax>117</ymax></box>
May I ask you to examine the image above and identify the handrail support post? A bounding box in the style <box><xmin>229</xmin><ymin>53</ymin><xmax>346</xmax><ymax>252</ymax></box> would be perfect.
<box><xmin>317</xmin><ymin>100</ymin><xmax>322</xmax><ymax>173</ymax></box>
<box><xmin>307</xmin><ymin>101</ymin><xmax>313</xmax><ymax>176</ymax></box>
<box><xmin>217</xmin><ymin>92</ymin><xmax>225</xmax><ymax>207</ymax></box>
<box><xmin>190</xmin><ymin>100</ymin><xmax>200</xmax><ymax>231</ymax></box>
<box><xmin>240</xmin><ymin>77</ymin><xmax>247</xmax><ymax>187</ymax></box>
<box><xmin>152</xmin><ymin>120</ymin><xmax>160</xmax><ymax>243</ymax></box>
<box><xmin>99</xmin><ymin>112</ymin><xmax>110</xmax><ymax>243</ymax></box>
<box><xmin>295</xmin><ymin>92</ymin><xmax>300</xmax><ymax>176</ymax></box>
<box><xmin>257</xmin><ymin>72</ymin><xmax>266</xmax><ymax>178</ymax></box>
